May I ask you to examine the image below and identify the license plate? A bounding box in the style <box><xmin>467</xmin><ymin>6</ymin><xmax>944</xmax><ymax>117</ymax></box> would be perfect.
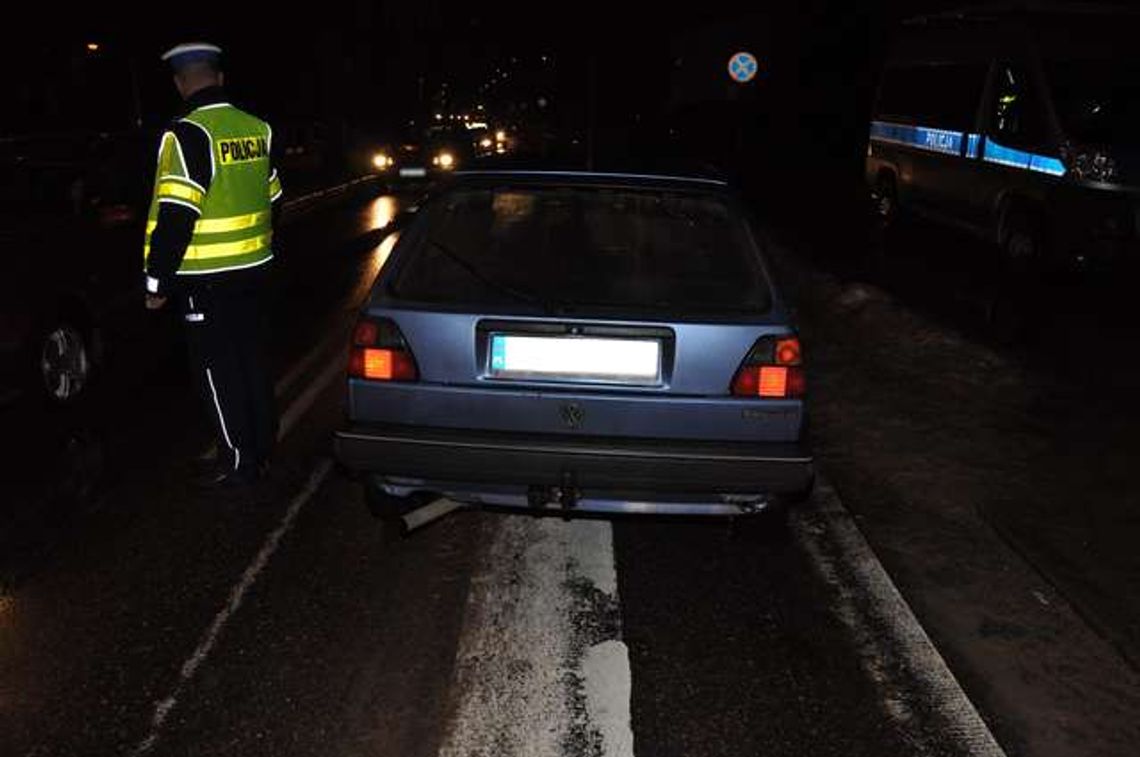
<box><xmin>399</xmin><ymin>167</ymin><xmax>427</xmax><ymax>177</ymax></box>
<box><xmin>489</xmin><ymin>335</ymin><xmax>662</xmax><ymax>384</ymax></box>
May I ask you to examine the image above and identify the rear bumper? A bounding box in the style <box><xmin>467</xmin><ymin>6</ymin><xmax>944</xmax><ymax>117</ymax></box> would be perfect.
<box><xmin>334</xmin><ymin>423</ymin><xmax>814</xmax><ymax>499</ymax></box>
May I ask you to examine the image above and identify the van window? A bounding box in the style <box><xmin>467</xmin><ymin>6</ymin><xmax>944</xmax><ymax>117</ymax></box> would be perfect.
<box><xmin>988</xmin><ymin>65</ymin><xmax>1049</xmax><ymax>150</ymax></box>
<box><xmin>1045</xmin><ymin>59</ymin><xmax>1140</xmax><ymax>147</ymax></box>
<box><xmin>877</xmin><ymin>63</ymin><xmax>987</xmax><ymax>130</ymax></box>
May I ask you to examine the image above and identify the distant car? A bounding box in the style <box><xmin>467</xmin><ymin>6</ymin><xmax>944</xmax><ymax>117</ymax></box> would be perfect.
<box><xmin>335</xmin><ymin>171</ymin><xmax>814</xmax><ymax>523</ymax></box>
<box><xmin>867</xmin><ymin>8</ymin><xmax>1140</xmax><ymax>273</ymax></box>
<box><xmin>370</xmin><ymin>131</ymin><xmax>466</xmax><ymax>183</ymax></box>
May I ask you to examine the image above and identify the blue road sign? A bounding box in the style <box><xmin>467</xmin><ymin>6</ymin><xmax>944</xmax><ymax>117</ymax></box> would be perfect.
<box><xmin>728</xmin><ymin>51</ymin><xmax>758</xmax><ymax>83</ymax></box>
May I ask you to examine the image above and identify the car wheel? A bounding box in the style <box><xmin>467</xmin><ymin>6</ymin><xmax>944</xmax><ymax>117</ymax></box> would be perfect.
<box><xmin>38</xmin><ymin>321</ymin><xmax>92</xmax><ymax>404</ymax></box>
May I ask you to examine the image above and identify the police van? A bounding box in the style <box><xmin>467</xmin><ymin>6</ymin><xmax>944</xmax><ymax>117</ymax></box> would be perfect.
<box><xmin>867</xmin><ymin>8</ymin><xmax>1140</xmax><ymax>273</ymax></box>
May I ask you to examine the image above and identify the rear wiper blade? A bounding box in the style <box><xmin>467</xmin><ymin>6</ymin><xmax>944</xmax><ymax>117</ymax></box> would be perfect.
<box><xmin>426</xmin><ymin>237</ymin><xmax>559</xmax><ymax>311</ymax></box>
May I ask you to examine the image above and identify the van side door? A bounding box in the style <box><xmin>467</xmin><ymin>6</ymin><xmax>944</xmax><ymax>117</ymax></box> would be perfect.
<box><xmin>974</xmin><ymin>62</ymin><xmax>1064</xmax><ymax>237</ymax></box>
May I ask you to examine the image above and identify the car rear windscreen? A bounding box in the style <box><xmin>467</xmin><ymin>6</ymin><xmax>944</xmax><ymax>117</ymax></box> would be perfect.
<box><xmin>390</xmin><ymin>186</ymin><xmax>771</xmax><ymax>316</ymax></box>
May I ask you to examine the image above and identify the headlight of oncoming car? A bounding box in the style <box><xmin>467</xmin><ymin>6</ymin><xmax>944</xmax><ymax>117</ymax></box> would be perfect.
<box><xmin>372</xmin><ymin>152</ymin><xmax>393</xmax><ymax>170</ymax></box>
<box><xmin>433</xmin><ymin>151</ymin><xmax>456</xmax><ymax>170</ymax></box>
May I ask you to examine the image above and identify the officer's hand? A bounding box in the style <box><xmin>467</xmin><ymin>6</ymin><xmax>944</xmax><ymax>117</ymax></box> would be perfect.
<box><xmin>145</xmin><ymin>294</ymin><xmax>167</xmax><ymax>310</ymax></box>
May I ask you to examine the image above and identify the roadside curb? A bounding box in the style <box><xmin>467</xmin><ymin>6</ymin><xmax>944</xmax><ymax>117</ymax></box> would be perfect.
<box><xmin>796</xmin><ymin>478</ymin><xmax>1008</xmax><ymax>757</ymax></box>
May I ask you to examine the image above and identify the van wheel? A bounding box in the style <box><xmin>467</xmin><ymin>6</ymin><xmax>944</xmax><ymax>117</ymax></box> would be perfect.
<box><xmin>871</xmin><ymin>174</ymin><xmax>898</xmax><ymax>229</ymax></box>
<box><xmin>868</xmin><ymin>175</ymin><xmax>898</xmax><ymax>271</ymax></box>
<box><xmin>1000</xmin><ymin>210</ymin><xmax>1043</xmax><ymax>276</ymax></box>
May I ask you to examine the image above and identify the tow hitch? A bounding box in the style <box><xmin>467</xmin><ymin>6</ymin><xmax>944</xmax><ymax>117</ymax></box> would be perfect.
<box><xmin>527</xmin><ymin>471</ymin><xmax>580</xmax><ymax>514</ymax></box>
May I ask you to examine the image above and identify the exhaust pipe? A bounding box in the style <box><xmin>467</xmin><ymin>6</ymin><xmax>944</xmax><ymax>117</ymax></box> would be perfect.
<box><xmin>401</xmin><ymin>497</ymin><xmax>466</xmax><ymax>533</ymax></box>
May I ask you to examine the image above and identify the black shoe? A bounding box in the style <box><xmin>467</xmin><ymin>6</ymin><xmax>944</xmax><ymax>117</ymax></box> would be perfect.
<box><xmin>194</xmin><ymin>464</ymin><xmax>259</xmax><ymax>490</ymax></box>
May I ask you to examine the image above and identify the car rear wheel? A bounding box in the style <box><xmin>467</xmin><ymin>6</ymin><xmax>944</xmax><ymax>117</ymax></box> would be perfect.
<box><xmin>38</xmin><ymin>321</ymin><xmax>92</xmax><ymax>404</ymax></box>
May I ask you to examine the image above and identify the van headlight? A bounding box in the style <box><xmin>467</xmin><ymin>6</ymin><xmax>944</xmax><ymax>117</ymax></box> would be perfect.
<box><xmin>1063</xmin><ymin>144</ymin><xmax>1118</xmax><ymax>183</ymax></box>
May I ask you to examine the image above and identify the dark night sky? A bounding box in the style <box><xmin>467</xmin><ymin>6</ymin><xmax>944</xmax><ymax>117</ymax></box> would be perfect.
<box><xmin>6</xmin><ymin>1</ymin><xmax>892</xmax><ymax>131</ymax></box>
<box><xmin>7</xmin><ymin>0</ymin><xmax>1128</xmax><ymax>184</ymax></box>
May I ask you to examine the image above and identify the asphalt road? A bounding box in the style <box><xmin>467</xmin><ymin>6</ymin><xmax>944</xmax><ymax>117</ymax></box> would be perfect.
<box><xmin>0</xmin><ymin>187</ymin><xmax>994</xmax><ymax>757</ymax></box>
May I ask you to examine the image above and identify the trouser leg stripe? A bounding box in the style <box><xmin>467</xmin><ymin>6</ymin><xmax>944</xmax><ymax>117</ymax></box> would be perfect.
<box><xmin>206</xmin><ymin>367</ymin><xmax>239</xmax><ymax>471</ymax></box>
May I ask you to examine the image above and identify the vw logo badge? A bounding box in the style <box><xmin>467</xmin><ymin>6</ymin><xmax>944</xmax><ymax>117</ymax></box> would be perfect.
<box><xmin>560</xmin><ymin>402</ymin><xmax>584</xmax><ymax>429</ymax></box>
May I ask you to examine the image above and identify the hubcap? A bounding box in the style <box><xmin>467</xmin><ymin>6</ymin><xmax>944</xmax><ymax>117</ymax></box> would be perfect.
<box><xmin>41</xmin><ymin>325</ymin><xmax>89</xmax><ymax>401</ymax></box>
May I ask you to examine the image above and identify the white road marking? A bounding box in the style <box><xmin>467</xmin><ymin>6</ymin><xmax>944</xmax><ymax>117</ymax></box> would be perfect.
<box><xmin>581</xmin><ymin>640</ymin><xmax>635</xmax><ymax>757</ymax></box>
<box><xmin>439</xmin><ymin>517</ymin><xmax>635</xmax><ymax>757</ymax></box>
<box><xmin>129</xmin><ymin>458</ymin><xmax>333</xmax><ymax>757</ymax></box>
<box><xmin>796</xmin><ymin>479</ymin><xmax>1008</xmax><ymax>757</ymax></box>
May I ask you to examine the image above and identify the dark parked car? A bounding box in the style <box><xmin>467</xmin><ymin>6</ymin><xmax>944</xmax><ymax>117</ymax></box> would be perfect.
<box><xmin>335</xmin><ymin>170</ymin><xmax>814</xmax><ymax>524</ymax></box>
<box><xmin>0</xmin><ymin>133</ymin><xmax>151</xmax><ymax>406</ymax></box>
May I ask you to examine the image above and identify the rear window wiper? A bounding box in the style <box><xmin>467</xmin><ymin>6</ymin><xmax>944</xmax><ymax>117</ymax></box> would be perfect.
<box><xmin>424</xmin><ymin>237</ymin><xmax>561</xmax><ymax>312</ymax></box>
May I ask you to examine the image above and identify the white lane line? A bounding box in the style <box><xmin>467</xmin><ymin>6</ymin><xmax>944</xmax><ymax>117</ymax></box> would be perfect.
<box><xmin>129</xmin><ymin>458</ymin><xmax>334</xmax><ymax>757</ymax></box>
<box><xmin>132</xmin><ymin>290</ymin><xmax>347</xmax><ymax>754</ymax></box>
<box><xmin>796</xmin><ymin>479</ymin><xmax>1008</xmax><ymax>757</ymax></box>
<box><xmin>439</xmin><ymin>517</ymin><xmax>635</xmax><ymax>757</ymax></box>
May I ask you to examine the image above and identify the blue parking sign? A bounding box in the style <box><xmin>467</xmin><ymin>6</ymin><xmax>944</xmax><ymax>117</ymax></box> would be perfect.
<box><xmin>728</xmin><ymin>51</ymin><xmax>759</xmax><ymax>83</ymax></box>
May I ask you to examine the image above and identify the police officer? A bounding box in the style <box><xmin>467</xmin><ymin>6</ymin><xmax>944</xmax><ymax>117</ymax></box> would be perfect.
<box><xmin>145</xmin><ymin>42</ymin><xmax>281</xmax><ymax>488</ymax></box>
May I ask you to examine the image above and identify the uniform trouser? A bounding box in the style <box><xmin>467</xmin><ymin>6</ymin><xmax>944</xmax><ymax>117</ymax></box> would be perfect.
<box><xmin>181</xmin><ymin>276</ymin><xmax>277</xmax><ymax>473</ymax></box>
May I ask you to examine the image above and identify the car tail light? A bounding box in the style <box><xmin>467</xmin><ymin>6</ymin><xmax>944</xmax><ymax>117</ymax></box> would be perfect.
<box><xmin>731</xmin><ymin>335</ymin><xmax>805</xmax><ymax>398</ymax></box>
<box><xmin>348</xmin><ymin>317</ymin><xmax>418</xmax><ymax>382</ymax></box>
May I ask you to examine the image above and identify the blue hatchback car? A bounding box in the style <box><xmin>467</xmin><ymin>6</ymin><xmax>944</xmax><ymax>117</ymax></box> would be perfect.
<box><xmin>334</xmin><ymin>171</ymin><xmax>813</xmax><ymax>521</ymax></box>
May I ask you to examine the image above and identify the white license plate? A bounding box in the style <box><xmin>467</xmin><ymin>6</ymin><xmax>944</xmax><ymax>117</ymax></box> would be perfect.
<box><xmin>489</xmin><ymin>335</ymin><xmax>662</xmax><ymax>384</ymax></box>
<box><xmin>399</xmin><ymin>167</ymin><xmax>427</xmax><ymax>177</ymax></box>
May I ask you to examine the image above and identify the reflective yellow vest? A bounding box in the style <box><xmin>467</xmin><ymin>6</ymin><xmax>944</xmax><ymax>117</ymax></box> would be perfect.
<box><xmin>144</xmin><ymin>104</ymin><xmax>282</xmax><ymax>274</ymax></box>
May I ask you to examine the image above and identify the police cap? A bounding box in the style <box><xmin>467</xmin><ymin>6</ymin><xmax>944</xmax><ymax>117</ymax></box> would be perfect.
<box><xmin>161</xmin><ymin>42</ymin><xmax>222</xmax><ymax>70</ymax></box>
